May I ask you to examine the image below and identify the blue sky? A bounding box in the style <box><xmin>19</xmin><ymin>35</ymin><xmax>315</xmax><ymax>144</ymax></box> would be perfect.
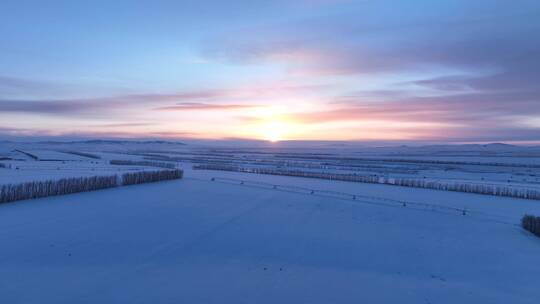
<box><xmin>1</xmin><ymin>0</ymin><xmax>539</xmax><ymax>143</ymax></box>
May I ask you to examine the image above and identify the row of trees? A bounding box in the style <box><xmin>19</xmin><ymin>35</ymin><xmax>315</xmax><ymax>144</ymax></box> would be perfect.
<box><xmin>522</xmin><ymin>215</ymin><xmax>540</xmax><ymax>237</ymax></box>
<box><xmin>274</xmin><ymin>155</ymin><xmax>540</xmax><ymax>169</ymax></box>
<box><xmin>193</xmin><ymin>165</ymin><xmax>540</xmax><ymax>200</ymax></box>
<box><xmin>62</xmin><ymin>151</ymin><xmax>101</xmax><ymax>159</ymax></box>
<box><xmin>110</xmin><ymin>159</ymin><xmax>177</xmax><ymax>169</ymax></box>
<box><xmin>14</xmin><ymin>149</ymin><xmax>38</xmax><ymax>160</ymax></box>
<box><xmin>121</xmin><ymin>169</ymin><xmax>183</xmax><ymax>185</ymax></box>
<box><xmin>0</xmin><ymin>175</ymin><xmax>118</xmax><ymax>203</ymax></box>
<box><xmin>386</xmin><ymin>177</ymin><xmax>540</xmax><ymax>200</ymax></box>
<box><xmin>193</xmin><ymin>164</ymin><xmax>237</xmax><ymax>171</ymax></box>
<box><xmin>0</xmin><ymin>169</ymin><xmax>184</xmax><ymax>204</ymax></box>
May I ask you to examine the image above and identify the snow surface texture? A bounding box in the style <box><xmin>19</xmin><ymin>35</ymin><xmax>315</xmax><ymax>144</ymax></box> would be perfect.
<box><xmin>1</xmin><ymin>170</ymin><xmax>540</xmax><ymax>303</ymax></box>
<box><xmin>1</xmin><ymin>142</ymin><xmax>540</xmax><ymax>303</ymax></box>
<box><xmin>2</xmin><ymin>141</ymin><xmax>540</xmax><ymax>197</ymax></box>
<box><xmin>117</xmin><ymin>143</ymin><xmax>540</xmax><ymax>199</ymax></box>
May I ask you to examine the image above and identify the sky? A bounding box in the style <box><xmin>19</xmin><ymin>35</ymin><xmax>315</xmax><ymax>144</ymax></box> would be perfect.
<box><xmin>1</xmin><ymin>0</ymin><xmax>539</xmax><ymax>143</ymax></box>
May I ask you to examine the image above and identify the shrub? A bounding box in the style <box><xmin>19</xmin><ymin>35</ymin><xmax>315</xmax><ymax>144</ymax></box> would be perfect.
<box><xmin>122</xmin><ymin>169</ymin><xmax>183</xmax><ymax>185</ymax></box>
<box><xmin>522</xmin><ymin>215</ymin><xmax>540</xmax><ymax>237</ymax></box>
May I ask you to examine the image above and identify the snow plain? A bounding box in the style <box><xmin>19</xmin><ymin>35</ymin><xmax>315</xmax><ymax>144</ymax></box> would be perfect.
<box><xmin>1</xmin><ymin>141</ymin><xmax>540</xmax><ymax>303</ymax></box>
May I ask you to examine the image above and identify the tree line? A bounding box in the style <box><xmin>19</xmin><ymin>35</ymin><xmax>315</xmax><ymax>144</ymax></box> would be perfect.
<box><xmin>0</xmin><ymin>169</ymin><xmax>184</xmax><ymax>204</ymax></box>
<box><xmin>121</xmin><ymin>169</ymin><xmax>183</xmax><ymax>185</ymax></box>
<box><xmin>61</xmin><ymin>151</ymin><xmax>101</xmax><ymax>159</ymax></box>
<box><xmin>110</xmin><ymin>159</ymin><xmax>177</xmax><ymax>169</ymax></box>
<box><xmin>193</xmin><ymin>164</ymin><xmax>540</xmax><ymax>200</ymax></box>
<box><xmin>0</xmin><ymin>175</ymin><xmax>118</xmax><ymax>203</ymax></box>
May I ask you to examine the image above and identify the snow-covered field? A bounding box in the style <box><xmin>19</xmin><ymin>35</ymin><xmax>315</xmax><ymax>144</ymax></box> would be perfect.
<box><xmin>0</xmin><ymin>144</ymin><xmax>179</xmax><ymax>184</ymax></box>
<box><xmin>1</xmin><ymin>141</ymin><xmax>540</xmax><ymax>303</ymax></box>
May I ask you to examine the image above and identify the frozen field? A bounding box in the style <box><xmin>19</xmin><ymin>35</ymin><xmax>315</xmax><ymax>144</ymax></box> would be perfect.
<box><xmin>1</xmin><ymin>171</ymin><xmax>540</xmax><ymax>303</ymax></box>
<box><xmin>1</xmin><ymin>141</ymin><xmax>540</xmax><ymax>303</ymax></box>
<box><xmin>2</xmin><ymin>141</ymin><xmax>540</xmax><ymax>192</ymax></box>
<box><xmin>116</xmin><ymin>143</ymin><xmax>540</xmax><ymax>193</ymax></box>
<box><xmin>0</xmin><ymin>144</ymin><xmax>178</xmax><ymax>184</ymax></box>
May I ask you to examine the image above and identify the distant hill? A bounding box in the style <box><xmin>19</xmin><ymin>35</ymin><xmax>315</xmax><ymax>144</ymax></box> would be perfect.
<box><xmin>39</xmin><ymin>139</ymin><xmax>186</xmax><ymax>145</ymax></box>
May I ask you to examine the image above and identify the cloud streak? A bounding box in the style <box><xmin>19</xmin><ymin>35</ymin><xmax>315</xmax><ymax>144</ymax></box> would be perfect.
<box><xmin>1</xmin><ymin>0</ymin><xmax>539</xmax><ymax>142</ymax></box>
<box><xmin>0</xmin><ymin>82</ymin><xmax>328</xmax><ymax>115</ymax></box>
<box><xmin>155</xmin><ymin>102</ymin><xmax>260</xmax><ymax>111</ymax></box>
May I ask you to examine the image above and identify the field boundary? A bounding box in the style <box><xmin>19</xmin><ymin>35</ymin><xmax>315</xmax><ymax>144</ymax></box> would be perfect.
<box><xmin>194</xmin><ymin>165</ymin><xmax>540</xmax><ymax>200</ymax></box>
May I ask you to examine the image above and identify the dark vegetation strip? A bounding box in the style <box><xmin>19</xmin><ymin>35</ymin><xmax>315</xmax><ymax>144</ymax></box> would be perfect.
<box><xmin>272</xmin><ymin>155</ymin><xmax>540</xmax><ymax>169</ymax></box>
<box><xmin>0</xmin><ymin>169</ymin><xmax>183</xmax><ymax>204</ymax></box>
<box><xmin>122</xmin><ymin>169</ymin><xmax>183</xmax><ymax>185</ymax></box>
<box><xmin>110</xmin><ymin>159</ymin><xmax>177</xmax><ymax>169</ymax></box>
<box><xmin>14</xmin><ymin>149</ymin><xmax>39</xmax><ymax>160</ymax></box>
<box><xmin>60</xmin><ymin>151</ymin><xmax>101</xmax><ymax>159</ymax></box>
<box><xmin>522</xmin><ymin>215</ymin><xmax>540</xmax><ymax>237</ymax></box>
<box><xmin>0</xmin><ymin>175</ymin><xmax>118</xmax><ymax>203</ymax></box>
<box><xmin>144</xmin><ymin>154</ymin><xmax>418</xmax><ymax>174</ymax></box>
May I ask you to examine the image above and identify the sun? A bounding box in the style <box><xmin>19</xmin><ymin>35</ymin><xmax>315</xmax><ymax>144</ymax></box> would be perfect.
<box><xmin>258</xmin><ymin>120</ymin><xmax>289</xmax><ymax>142</ymax></box>
<box><xmin>242</xmin><ymin>106</ymin><xmax>302</xmax><ymax>142</ymax></box>
<box><xmin>254</xmin><ymin>119</ymin><xmax>298</xmax><ymax>142</ymax></box>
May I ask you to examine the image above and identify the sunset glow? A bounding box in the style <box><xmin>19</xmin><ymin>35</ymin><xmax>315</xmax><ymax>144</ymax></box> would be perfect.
<box><xmin>0</xmin><ymin>1</ymin><xmax>539</xmax><ymax>143</ymax></box>
<box><xmin>259</xmin><ymin>121</ymin><xmax>285</xmax><ymax>142</ymax></box>
<box><xmin>2</xmin><ymin>3</ymin><xmax>540</xmax><ymax>301</ymax></box>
